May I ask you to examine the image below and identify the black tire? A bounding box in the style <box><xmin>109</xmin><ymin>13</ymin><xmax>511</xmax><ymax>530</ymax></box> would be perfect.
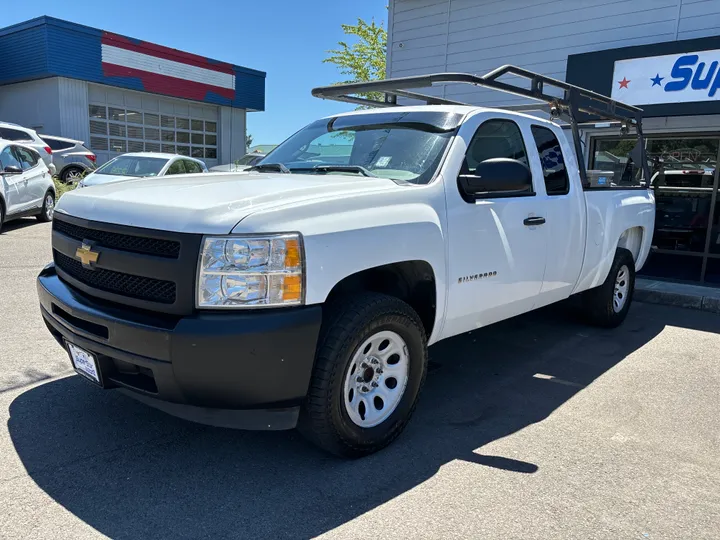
<box><xmin>581</xmin><ymin>248</ymin><xmax>635</xmax><ymax>328</ymax></box>
<box><xmin>299</xmin><ymin>293</ymin><xmax>428</xmax><ymax>458</ymax></box>
<box><xmin>0</xmin><ymin>201</ymin><xmax>4</xmax><ymax>233</ymax></box>
<box><xmin>61</xmin><ymin>166</ymin><xmax>84</xmax><ymax>183</ymax></box>
<box><xmin>36</xmin><ymin>190</ymin><xmax>55</xmax><ymax>223</ymax></box>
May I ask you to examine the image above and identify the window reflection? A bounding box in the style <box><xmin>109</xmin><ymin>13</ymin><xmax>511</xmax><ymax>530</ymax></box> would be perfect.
<box><xmin>592</xmin><ymin>136</ymin><xmax>719</xmax><ymax>283</ymax></box>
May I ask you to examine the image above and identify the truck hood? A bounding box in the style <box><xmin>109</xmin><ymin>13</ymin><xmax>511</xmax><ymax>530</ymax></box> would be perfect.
<box><xmin>56</xmin><ymin>172</ymin><xmax>399</xmax><ymax>234</ymax></box>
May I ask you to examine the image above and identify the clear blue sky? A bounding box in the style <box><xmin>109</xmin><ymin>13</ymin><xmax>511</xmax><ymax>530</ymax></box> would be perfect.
<box><xmin>3</xmin><ymin>0</ymin><xmax>388</xmax><ymax>145</ymax></box>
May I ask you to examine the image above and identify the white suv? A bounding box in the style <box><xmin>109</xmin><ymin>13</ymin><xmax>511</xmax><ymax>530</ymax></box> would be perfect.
<box><xmin>0</xmin><ymin>122</ymin><xmax>56</xmax><ymax>175</ymax></box>
<box><xmin>0</xmin><ymin>140</ymin><xmax>56</xmax><ymax>232</ymax></box>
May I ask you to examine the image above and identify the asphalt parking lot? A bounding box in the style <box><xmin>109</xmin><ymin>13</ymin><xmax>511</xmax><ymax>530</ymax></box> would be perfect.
<box><xmin>1</xmin><ymin>217</ymin><xmax>719</xmax><ymax>539</ymax></box>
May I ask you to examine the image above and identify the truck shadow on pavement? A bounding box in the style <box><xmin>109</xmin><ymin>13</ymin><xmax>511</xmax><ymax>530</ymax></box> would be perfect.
<box><xmin>7</xmin><ymin>302</ymin><xmax>718</xmax><ymax>539</ymax></box>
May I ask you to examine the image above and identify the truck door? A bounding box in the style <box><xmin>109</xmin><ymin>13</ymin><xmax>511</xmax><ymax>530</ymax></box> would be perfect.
<box><xmin>13</xmin><ymin>145</ymin><xmax>47</xmax><ymax>209</ymax></box>
<box><xmin>528</xmin><ymin>124</ymin><xmax>586</xmax><ymax>306</ymax></box>
<box><xmin>0</xmin><ymin>145</ymin><xmax>28</xmax><ymax>215</ymax></box>
<box><xmin>442</xmin><ymin>115</ymin><xmax>548</xmax><ymax>339</ymax></box>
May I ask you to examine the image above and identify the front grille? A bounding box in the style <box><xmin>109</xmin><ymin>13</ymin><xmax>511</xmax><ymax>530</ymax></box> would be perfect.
<box><xmin>53</xmin><ymin>219</ymin><xmax>181</xmax><ymax>259</ymax></box>
<box><xmin>54</xmin><ymin>251</ymin><xmax>177</xmax><ymax>304</ymax></box>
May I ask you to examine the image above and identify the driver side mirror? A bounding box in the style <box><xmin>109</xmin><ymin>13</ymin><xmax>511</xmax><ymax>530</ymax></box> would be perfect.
<box><xmin>458</xmin><ymin>158</ymin><xmax>533</xmax><ymax>201</ymax></box>
<box><xmin>3</xmin><ymin>165</ymin><xmax>22</xmax><ymax>175</ymax></box>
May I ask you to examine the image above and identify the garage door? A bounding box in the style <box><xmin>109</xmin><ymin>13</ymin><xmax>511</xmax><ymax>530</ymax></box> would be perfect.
<box><xmin>87</xmin><ymin>84</ymin><xmax>219</xmax><ymax>167</ymax></box>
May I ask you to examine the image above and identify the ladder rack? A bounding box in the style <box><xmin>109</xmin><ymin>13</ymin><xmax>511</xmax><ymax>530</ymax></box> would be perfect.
<box><xmin>312</xmin><ymin>65</ymin><xmax>651</xmax><ymax>187</ymax></box>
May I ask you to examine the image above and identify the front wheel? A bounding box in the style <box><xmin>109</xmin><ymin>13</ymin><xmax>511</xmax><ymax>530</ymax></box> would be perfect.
<box><xmin>581</xmin><ymin>248</ymin><xmax>636</xmax><ymax>328</ymax></box>
<box><xmin>36</xmin><ymin>191</ymin><xmax>55</xmax><ymax>222</ymax></box>
<box><xmin>299</xmin><ymin>293</ymin><xmax>428</xmax><ymax>458</ymax></box>
<box><xmin>61</xmin><ymin>166</ymin><xmax>84</xmax><ymax>183</ymax></box>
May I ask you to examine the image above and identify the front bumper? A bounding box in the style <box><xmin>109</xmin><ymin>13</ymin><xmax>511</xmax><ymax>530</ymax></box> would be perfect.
<box><xmin>37</xmin><ymin>264</ymin><xmax>322</xmax><ymax>430</ymax></box>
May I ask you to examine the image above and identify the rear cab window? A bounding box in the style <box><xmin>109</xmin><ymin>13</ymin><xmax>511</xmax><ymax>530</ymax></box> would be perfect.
<box><xmin>590</xmin><ymin>138</ymin><xmax>647</xmax><ymax>189</ymax></box>
<box><xmin>531</xmin><ymin>125</ymin><xmax>569</xmax><ymax>196</ymax></box>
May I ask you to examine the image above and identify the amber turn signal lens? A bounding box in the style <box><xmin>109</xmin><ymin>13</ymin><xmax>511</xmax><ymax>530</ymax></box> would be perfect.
<box><xmin>282</xmin><ymin>275</ymin><xmax>302</xmax><ymax>302</ymax></box>
<box><xmin>284</xmin><ymin>238</ymin><xmax>302</xmax><ymax>268</ymax></box>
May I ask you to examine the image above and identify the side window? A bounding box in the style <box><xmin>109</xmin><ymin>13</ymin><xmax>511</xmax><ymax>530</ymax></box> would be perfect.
<box><xmin>0</xmin><ymin>146</ymin><xmax>21</xmax><ymax>169</ymax></box>
<box><xmin>166</xmin><ymin>160</ymin><xmax>186</xmax><ymax>175</ymax></box>
<box><xmin>13</xmin><ymin>146</ymin><xmax>39</xmax><ymax>170</ymax></box>
<box><xmin>44</xmin><ymin>138</ymin><xmax>74</xmax><ymax>151</ymax></box>
<box><xmin>183</xmin><ymin>160</ymin><xmax>202</xmax><ymax>173</ymax></box>
<box><xmin>459</xmin><ymin>119</ymin><xmax>532</xmax><ymax>199</ymax></box>
<box><xmin>0</xmin><ymin>127</ymin><xmax>33</xmax><ymax>142</ymax></box>
<box><xmin>464</xmin><ymin>119</ymin><xmax>529</xmax><ymax>172</ymax></box>
<box><xmin>531</xmin><ymin>126</ymin><xmax>569</xmax><ymax>196</ymax></box>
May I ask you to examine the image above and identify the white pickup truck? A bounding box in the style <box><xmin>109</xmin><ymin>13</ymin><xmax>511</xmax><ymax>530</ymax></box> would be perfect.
<box><xmin>37</xmin><ymin>67</ymin><xmax>655</xmax><ymax>457</ymax></box>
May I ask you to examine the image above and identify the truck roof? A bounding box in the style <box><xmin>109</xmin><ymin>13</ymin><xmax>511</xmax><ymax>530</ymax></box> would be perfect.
<box><xmin>326</xmin><ymin>104</ymin><xmax>561</xmax><ymax>128</ymax></box>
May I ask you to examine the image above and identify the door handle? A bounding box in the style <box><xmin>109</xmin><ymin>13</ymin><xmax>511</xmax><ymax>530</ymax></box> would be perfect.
<box><xmin>523</xmin><ymin>216</ymin><xmax>546</xmax><ymax>226</ymax></box>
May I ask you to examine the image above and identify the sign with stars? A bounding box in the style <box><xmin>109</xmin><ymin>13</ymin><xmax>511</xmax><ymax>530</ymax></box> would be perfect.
<box><xmin>611</xmin><ymin>48</ymin><xmax>720</xmax><ymax>105</ymax></box>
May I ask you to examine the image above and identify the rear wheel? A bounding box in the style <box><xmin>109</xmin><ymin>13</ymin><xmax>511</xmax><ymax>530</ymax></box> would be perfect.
<box><xmin>36</xmin><ymin>191</ymin><xmax>55</xmax><ymax>223</ymax></box>
<box><xmin>581</xmin><ymin>248</ymin><xmax>635</xmax><ymax>328</ymax></box>
<box><xmin>0</xmin><ymin>201</ymin><xmax>4</xmax><ymax>233</ymax></box>
<box><xmin>299</xmin><ymin>293</ymin><xmax>428</xmax><ymax>458</ymax></box>
<box><xmin>61</xmin><ymin>166</ymin><xmax>84</xmax><ymax>183</ymax></box>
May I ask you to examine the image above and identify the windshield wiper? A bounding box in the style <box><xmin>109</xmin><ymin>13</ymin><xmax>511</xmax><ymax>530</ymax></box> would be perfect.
<box><xmin>247</xmin><ymin>163</ymin><xmax>290</xmax><ymax>174</ymax></box>
<box><xmin>293</xmin><ymin>165</ymin><xmax>378</xmax><ymax>177</ymax></box>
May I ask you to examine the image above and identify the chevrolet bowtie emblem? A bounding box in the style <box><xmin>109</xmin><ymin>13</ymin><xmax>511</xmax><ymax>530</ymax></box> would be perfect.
<box><xmin>75</xmin><ymin>243</ymin><xmax>100</xmax><ymax>267</ymax></box>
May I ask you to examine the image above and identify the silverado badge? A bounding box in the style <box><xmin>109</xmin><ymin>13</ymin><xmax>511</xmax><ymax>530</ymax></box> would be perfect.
<box><xmin>75</xmin><ymin>243</ymin><xmax>100</xmax><ymax>268</ymax></box>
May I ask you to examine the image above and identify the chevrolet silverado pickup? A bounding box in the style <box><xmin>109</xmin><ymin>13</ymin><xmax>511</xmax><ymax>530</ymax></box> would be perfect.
<box><xmin>37</xmin><ymin>67</ymin><xmax>655</xmax><ymax>457</ymax></box>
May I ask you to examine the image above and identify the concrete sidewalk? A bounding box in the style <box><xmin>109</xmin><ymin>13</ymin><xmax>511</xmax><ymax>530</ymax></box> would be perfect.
<box><xmin>636</xmin><ymin>278</ymin><xmax>720</xmax><ymax>314</ymax></box>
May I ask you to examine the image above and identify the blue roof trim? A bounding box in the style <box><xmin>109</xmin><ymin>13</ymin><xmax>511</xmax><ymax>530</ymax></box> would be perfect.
<box><xmin>0</xmin><ymin>16</ymin><xmax>265</xmax><ymax>110</ymax></box>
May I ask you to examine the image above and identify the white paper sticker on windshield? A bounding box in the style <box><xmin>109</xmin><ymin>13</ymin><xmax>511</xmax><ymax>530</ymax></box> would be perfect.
<box><xmin>376</xmin><ymin>156</ymin><xmax>391</xmax><ymax>167</ymax></box>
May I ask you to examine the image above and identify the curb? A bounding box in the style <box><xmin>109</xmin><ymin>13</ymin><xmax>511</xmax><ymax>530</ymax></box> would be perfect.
<box><xmin>635</xmin><ymin>279</ymin><xmax>720</xmax><ymax>315</ymax></box>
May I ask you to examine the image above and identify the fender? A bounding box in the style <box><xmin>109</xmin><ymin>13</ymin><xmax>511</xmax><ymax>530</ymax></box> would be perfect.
<box><xmin>235</xmin><ymin>184</ymin><xmax>449</xmax><ymax>344</ymax></box>
<box><xmin>573</xmin><ymin>189</ymin><xmax>655</xmax><ymax>294</ymax></box>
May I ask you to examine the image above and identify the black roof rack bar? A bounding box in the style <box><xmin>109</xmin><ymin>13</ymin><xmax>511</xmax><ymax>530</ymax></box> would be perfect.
<box><xmin>311</xmin><ymin>65</ymin><xmax>650</xmax><ymax>187</ymax></box>
<box><xmin>312</xmin><ymin>65</ymin><xmax>642</xmax><ymax>124</ymax></box>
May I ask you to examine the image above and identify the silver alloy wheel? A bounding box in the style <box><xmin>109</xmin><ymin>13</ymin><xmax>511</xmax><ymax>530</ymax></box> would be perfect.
<box><xmin>45</xmin><ymin>194</ymin><xmax>55</xmax><ymax>220</ymax></box>
<box><xmin>343</xmin><ymin>330</ymin><xmax>410</xmax><ymax>428</ymax></box>
<box><xmin>66</xmin><ymin>169</ymin><xmax>83</xmax><ymax>181</ymax></box>
<box><xmin>613</xmin><ymin>264</ymin><xmax>629</xmax><ymax>313</ymax></box>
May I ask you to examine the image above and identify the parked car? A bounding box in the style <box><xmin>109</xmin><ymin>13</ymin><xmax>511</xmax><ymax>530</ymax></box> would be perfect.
<box><xmin>41</xmin><ymin>135</ymin><xmax>97</xmax><ymax>183</ymax></box>
<box><xmin>209</xmin><ymin>152</ymin><xmax>266</xmax><ymax>172</ymax></box>
<box><xmin>0</xmin><ymin>140</ymin><xmax>56</xmax><ymax>232</ymax></box>
<box><xmin>37</xmin><ymin>67</ymin><xmax>655</xmax><ymax>458</ymax></box>
<box><xmin>77</xmin><ymin>153</ymin><xmax>207</xmax><ymax>188</ymax></box>
<box><xmin>0</xmin><ymin>122</ymin><xmax>55</xmax><ymax>175</ymax></box>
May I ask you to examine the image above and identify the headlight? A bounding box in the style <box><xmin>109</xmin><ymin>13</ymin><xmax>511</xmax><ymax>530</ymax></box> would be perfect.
<box><xmin>197</xmin><ymin>233</ymin><xmax>304</xmax><ymax>308</ymax></box>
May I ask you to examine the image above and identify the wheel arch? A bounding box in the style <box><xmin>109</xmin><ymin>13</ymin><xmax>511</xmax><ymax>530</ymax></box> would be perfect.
<box><xmin>324</xmin><ymin>261</ymin><xmax>438</xmax><ymax>341</ymax></box>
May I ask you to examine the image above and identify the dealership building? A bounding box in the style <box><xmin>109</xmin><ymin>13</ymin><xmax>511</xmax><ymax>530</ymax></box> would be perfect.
<box><xmin>0</xmin><ymin>16</ymin><xmax>265</xmax><ymax>168</ymax></box>
<box><xmin>388</xmin><ymin>0</ymin><xmax>720</xmax><ymax>285</ymax></box>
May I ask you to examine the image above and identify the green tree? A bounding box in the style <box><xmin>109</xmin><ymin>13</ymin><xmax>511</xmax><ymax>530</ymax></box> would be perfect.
<box><xmin>246</xmin><ymin>133</ymin><xmax>253</xmax><ymax>150</ymax></box>
<box><xmin>324</xmin><ymin>18</ymin><xmax>387</xmax><ymax>104</ymax></box>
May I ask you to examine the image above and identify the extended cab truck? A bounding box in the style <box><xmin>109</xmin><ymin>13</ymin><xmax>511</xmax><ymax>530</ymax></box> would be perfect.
<box><xmin>36</xmin><ymin>67</ymin><xmax>655</xmax><ymax>457</ymax></box>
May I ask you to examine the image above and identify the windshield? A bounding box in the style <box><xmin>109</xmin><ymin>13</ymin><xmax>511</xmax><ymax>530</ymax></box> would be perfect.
<box><xmin>260</xmin><ymin>112</ymin><xmax>458</xmax><ymax>184</ymax></box>
<box><xmin>94</xmin><ymin>156</ymin><xmax>168</xmax><ymax>177</ymax></box>
<box><xmin>236</xmin><ymin>154</ymin><xmax>263</xmax><ymax>165</ymax></box>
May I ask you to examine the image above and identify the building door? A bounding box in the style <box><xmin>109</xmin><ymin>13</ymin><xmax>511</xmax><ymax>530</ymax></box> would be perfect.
<box><xmin>86</xmin><ymin>85</ymin><xmax>220</xmax><ymax>168</ymax></box>
<box><xmin>592</xmin><ymin>136</ymin><xmax>720</xmax><ymax>285</ymax></box>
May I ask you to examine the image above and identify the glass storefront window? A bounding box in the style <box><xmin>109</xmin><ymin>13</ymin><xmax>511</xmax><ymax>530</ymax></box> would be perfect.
<box><xmin>710</xmin><ymin>191</ymin><xmax>720</xmax><ymax>255</ymax></box>
<box><xmin>705</xmin><ymin>258</ymin><xmax>720</xmax><ymax>284</ymax></box>
<box><xmin>592</xmin><ymin>135</ymin><xmax>720</xmax><ymax>284</ymax></box>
